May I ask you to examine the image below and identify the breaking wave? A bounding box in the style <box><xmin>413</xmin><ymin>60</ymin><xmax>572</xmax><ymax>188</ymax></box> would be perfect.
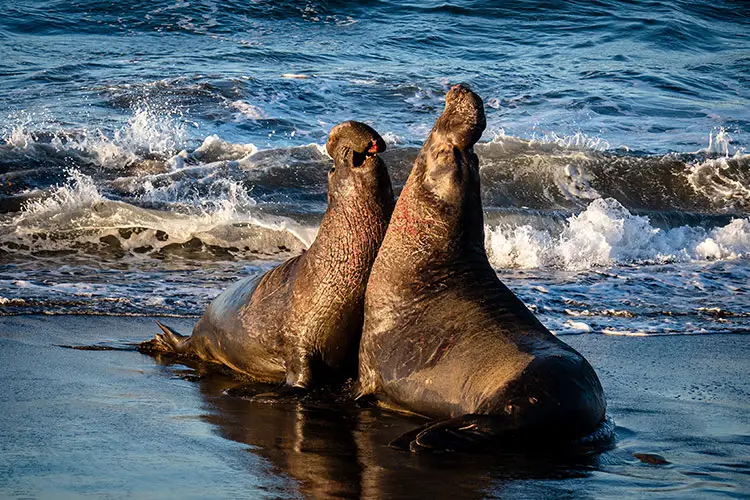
<box><xmin>476</xmin><ymin>136</ymin><xmax>750</xmax><ymax>212</ymax></box>
<box><xmin>1</xmin><ymin>108</ymin><xmax>748</xmax><ymax>268</ymax></box>
<box><xmin>2</xmin><ymin>107</ymin><xmax>749</xmax><ymax>217</ymax></box>
<box><xmin>485</xmin><ymin>198</ymin><xmax>750</xmax><ymax>270</ymax></box>
<box><xmin>1</xmin><ymin>106</ymin><xmax>188</xmax><ymax>170</ymax></box>
<box><xmin>2</xmin><ymin>169</ymin><xmax>312</xmax><ymax>261</ymax></box>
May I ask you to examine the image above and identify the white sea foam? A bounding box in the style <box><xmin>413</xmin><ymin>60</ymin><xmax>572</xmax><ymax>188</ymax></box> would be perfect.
<box><xmin>381</xmin><ymin>132</ymin><xmax>404</xmax><ymax>146</ymax></box>
<box><xmin>21</xmin><ymin>169</ymin><xmax>104</xmax><ymax>220</ymax></box>
<box><xmin>2</xmin><ymin>106</ymin><xmax>187</xmax><ymax>169</ymax></box>
<box><xmin>485</xmin><ymin>198</ymin><xmax>750</xmax><ymax>270</ymax></box>
<box><xmin>686</xmin><ymin>154</ymin><xmax>750</xmax><ymax>210</ymax></box>
<box><xmin>12</xmin><ymin>168</ymin><xmax>311</xmax><ymax>257</ymax></box>
<box><xmin>532</xmin><ymin>131</ymin><xmax>611</xmax><ymax>152</ymax></box>
<box><xmin>694</xmin><ymin>219</ymin><xmax>750</xmax><ymax>260</ymax></box>
<box><xmin>601</xmin><ymin>329</ymin><xmax>649</xmax><ymax>337</ymax></box>
<box><xmin>564</xmin><ymin>320</ymin><xmax>592</xmax><ymax>332</ymax></box>
<box><xmin>230</xmin><ymin>100</ymin><xmax>266</xmax><ymax>120</ymax></box>
<box><xmin>189</xmin><ymin>134</ymin><xmax>259</xmax><ymax>162</ymax></box>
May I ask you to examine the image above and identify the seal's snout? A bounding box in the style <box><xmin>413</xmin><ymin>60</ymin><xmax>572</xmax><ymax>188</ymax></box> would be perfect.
<box><xmin>435</xmin><ymin>84</ymin><xmax>486</xmax><ymax>151</ymax></box>
<box><xmin>449</xmin><ymin>83</ymin><xmax>470</xmax><ymax>94</ymax></box>
<box><xmin>445</xmin><ymin>83</ymin><xmax>483</xmax><ymax>114</ymax></box>
<box><xmin>327</xmin><ymin>121</ymin><xmax>386</xmax><ymax>168</ymax></box>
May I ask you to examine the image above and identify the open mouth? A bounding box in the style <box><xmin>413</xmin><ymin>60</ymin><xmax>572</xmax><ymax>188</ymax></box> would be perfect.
<box><xmin>352</xmin><ymin>150</ymin><xmax>372</xmax><ymax>168</ymax></box>
<box><xmin>352</xmin><ymin>139</ymin><xmax>383</xmax><ymax>168</ymax></box>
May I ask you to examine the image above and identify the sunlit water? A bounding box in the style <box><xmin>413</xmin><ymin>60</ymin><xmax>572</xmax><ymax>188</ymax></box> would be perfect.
<box><xmin>0</xmin><ymin>1</ymin><xmax>748</xmax><ymax>496</ymax></box>
<box><xmin>1</xmin><ymin>1</ymin><xmax>748</xmax><ymax>333</ymax></box>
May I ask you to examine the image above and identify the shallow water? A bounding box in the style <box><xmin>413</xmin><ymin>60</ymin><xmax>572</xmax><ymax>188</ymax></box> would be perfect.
<box><xmin>1</xmin><ymin>316</ymin><xmax>748</xmax><ymax>499</ymax></box>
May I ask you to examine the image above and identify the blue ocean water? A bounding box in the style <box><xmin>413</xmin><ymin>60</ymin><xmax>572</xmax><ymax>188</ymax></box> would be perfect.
<box><xmin>0</xmin><ymin>1</ymin><xmax>748</xmax><ymax>332</ymax></box>
<box><xmin>2</xmin><ymin>0</ymin><xmax>749</xmax><ymax>151</ymax></box>
<box><xmin>1</xmin><ymin>2</ymin><xmax>750</xmax><ymax>498</ymax></box>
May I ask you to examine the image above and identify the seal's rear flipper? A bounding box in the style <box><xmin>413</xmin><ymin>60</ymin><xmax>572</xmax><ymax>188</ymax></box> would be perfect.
<box><xmin>137</xmin><ymin>321</ymin><xmax>190</xmax><ymax>355</ymax></box>
<box><xmin>388</xmin><ymin>421</ymin><xmax>434</xmax><ymax>451</ymax></box>
<box><xmin>390</xmin><ymin>414</ymin><xmax>503</xmax><ymax>453</ymax></box>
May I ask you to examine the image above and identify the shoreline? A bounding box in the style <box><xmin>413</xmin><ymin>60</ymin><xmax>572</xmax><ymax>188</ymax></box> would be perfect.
<box><xmin>1</xmin><ymin>315</ymin><xmax>748</xmax><ymax>498</ymax></box>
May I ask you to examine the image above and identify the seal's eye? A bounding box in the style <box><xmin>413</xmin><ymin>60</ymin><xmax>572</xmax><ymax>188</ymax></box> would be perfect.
<box><xmin>352</xmin><ymin>151</ymin><xmax>367</xmax><ymax>168</ymax></box>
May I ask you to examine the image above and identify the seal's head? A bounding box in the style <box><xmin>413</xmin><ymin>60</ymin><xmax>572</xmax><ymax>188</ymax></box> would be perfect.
<box><xmin>326</xmin><ymin>120</ymin><xmax>386</xmax><ymax>171</ymax></box>
<box><xmin>419</xmin><ymin>84</ymin><xmax>486</xmax><ymax>205</ymax></box>
<box><xmin>433</xmin><ymin>84</ymin><xmax>486</xmax><ymax>151</ymax></box>
<box><xmin>325</xmin><ymin>121</ymin><xmax>391</xmax><ymax>206</ymax></box>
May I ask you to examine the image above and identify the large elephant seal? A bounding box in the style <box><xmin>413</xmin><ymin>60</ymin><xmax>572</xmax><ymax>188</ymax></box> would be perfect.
<box><xmin>357</xmin><ymin>85</ymin><xmax>606</xmax><ymax>451</ymax></box>
<box><xmin>141</xmin><ymin>121</ymin><xmax>394</xmax><ymax>388</ymax></box>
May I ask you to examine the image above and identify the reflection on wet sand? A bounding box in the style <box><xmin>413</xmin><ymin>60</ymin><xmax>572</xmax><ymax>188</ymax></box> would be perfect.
<box><xmin>160</xmin><ymin>359</ymin><xmax>601</xmax><ymax>499</ymax></box>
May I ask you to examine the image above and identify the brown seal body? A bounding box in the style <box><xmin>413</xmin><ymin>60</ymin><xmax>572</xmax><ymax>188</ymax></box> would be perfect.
<box><xmin>357</xmin><ymin>85</ymin><xmax>606</xmax><ymax>451</ymax></box>
<box><xmin>142</xmin><ymin>121</ymin><xmax>394</xmax><ymax>388</ymax></box>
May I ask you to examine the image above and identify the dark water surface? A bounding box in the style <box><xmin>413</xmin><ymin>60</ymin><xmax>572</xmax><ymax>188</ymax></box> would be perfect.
<box><xmin>0</xmin><ymin>1</ymin><xmax>748</xmax><ymax>498</ymax></box>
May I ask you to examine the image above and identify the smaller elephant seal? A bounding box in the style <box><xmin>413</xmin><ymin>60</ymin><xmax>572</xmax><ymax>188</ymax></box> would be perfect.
<box><xmin>141</xmin><ymin>121</ymin><xmax>394</xmax><ymax>388</ymax></box>
<box><xmin>357</xmin><ymin>85</ymin><xmax>607</xmax><ymax>451</ymax></box>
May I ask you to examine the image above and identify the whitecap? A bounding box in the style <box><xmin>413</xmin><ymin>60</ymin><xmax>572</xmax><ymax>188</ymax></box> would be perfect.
<box><xmin>485</xmin><ymin>198</ymin><xmax>750</xmax><ymax>270</ymax></box>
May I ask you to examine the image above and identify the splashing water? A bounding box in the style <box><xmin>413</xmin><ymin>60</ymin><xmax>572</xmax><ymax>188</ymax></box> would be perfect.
<box><xmin>1</xmin><ymin>106</ymin><xmax>189</xmax><ymax>170</ymax></box>
<box><xmin>20</xmin><ymin>169</ymin><xmax>104</xmax><ymax>222</ymax></box>
<box><xmin>700</xmin><ymin>128</ymin><xmax>737</xmax><ymax>157</ymax></box>
<box><xmin>533</xmin><ymin>131</ymin><xmax>612</xmax><ymax>152</ymax></box>
<box><xmin>486</xmin><ymin>198</ymin><xmax>750</xmax><ymax>270</ymax></box>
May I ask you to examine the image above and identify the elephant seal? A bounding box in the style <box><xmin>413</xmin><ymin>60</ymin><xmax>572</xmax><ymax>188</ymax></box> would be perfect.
<box><xmin>141</xmin><ymin>121</ymin><xmax>394</xmax><ymax>388</ymax></box>
<box><xmin>357</xmin><ymin>85</ymin><xmax>606</xmax><ymax>451</ymax></box>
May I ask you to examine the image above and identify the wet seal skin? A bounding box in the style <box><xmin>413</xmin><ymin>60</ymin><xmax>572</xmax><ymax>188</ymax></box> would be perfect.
<box><xmin>140</xmin><ymin>121</ymin><xmax>394</xmax><ymax>388</ymax></box>
<box><xmin>357</xmin><ymin>84</ymin><xmax>608</xmax><ymax>452</ymax></box>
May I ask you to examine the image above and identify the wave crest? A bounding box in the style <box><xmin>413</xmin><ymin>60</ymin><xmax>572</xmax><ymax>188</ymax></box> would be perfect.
<box><xmin>1</xmin><ymin>107</ymin><xmax>187</xmax><ymax>171</ymax></box>
<box><xmin>485</xmin><ymin>198</ymin><xmax>750</xmax><ymax>270</ymax></box>
<box><xmin>4</xmin><ymin>169</ymin><xmax>311</xmax><ymax>261</ymax></box>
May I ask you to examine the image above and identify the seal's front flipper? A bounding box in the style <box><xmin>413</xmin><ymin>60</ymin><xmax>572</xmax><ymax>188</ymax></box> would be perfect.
<box><xmin>138</xmin><ymin>321</ymin><xmax>190</xmax><ymax>355</ymax></box>
<box><xmin>285</xmin><ymin>348</ymin><xmax>314</xmax><ymax>389</ymax></box>
<box><xmin>390</xmin><ymin>414</ymin><xmax>502</xmax><ymax>453</ymax></box>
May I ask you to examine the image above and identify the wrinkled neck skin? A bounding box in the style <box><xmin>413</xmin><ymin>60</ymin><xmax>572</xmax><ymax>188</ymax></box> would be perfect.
<box><xmin>305</xmin><ymin>160</ymin><xmax>394</xmax><ymax>288</ymax></box>
<box><xmin>385</xmin><ymin>134</ymin><xmax>489</xmax><ymax>277</ymax></box>
<box><xmin>371</xmin><ymin>110</ymin><xmax>553</xmax><ymax>341</ymax></box>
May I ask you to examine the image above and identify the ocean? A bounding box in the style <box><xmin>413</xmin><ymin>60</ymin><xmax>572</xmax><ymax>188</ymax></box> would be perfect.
<box><xmin>0</xmin><ymin>1</ymin><xmax>748</xmax><ymax>497</ymax></box>
<box><xmin>1</xmin><ymin>0</ymin><xmax>748</xmax><ymax>335</ymax></box>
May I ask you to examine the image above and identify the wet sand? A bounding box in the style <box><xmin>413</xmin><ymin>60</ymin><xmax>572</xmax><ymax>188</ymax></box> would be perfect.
<box><xmin>1</xmin><ymin>315</ymin><xmax>748</xmax><ymax>498</ymax></box>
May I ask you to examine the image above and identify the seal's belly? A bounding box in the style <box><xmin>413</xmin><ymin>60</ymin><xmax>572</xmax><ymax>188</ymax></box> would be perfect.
<box><xmin>191</xmin><ymin>274</ymin><xmax>287</xmax><ymax>381</ymax></box>
<box><xmin>377</xmin><ymin>329</ymin><xmax>535</xmax><ymax>418</ymax></box>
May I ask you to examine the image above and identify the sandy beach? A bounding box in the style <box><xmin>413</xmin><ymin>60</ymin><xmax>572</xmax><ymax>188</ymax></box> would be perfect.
<box><xmin>1</xmin><ymin>315</ymin><xmax>747</xmax><ymax>499</ymax></box>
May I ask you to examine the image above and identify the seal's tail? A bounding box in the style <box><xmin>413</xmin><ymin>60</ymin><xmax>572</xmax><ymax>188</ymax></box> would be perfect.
<box><xmin>137</xmin><ymin>321</ymin><xmax>189</xmax><ymax>355</ymax></box>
